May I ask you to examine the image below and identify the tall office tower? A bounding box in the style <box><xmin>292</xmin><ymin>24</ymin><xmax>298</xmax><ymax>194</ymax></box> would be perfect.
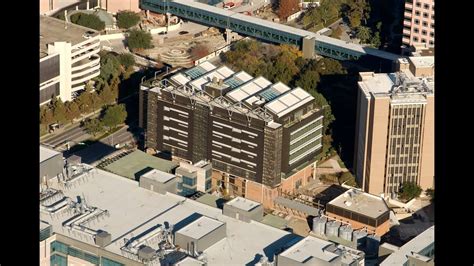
<box><xmin>140</xmin><ymin>62</ymin><xmax>323</xmax><ymax>207</ymax></box>
<box><xmin>354</xmin><ymin>56</ymin><xmax>434</xmax><ymax>198</ymax></box>
<box><xmin>402</xmin><ymin>0</ymin><xmax>435</xmax><ymax>52</ymax></box>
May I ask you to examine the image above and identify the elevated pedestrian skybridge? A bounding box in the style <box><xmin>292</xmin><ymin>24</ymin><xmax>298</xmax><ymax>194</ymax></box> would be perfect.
<box><xmin>140</xmin><ymin>0</ymin><xmax>400</xmax><ymax>63</ymax></box>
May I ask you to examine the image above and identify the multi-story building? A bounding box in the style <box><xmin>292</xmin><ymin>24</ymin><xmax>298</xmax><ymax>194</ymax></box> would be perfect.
<box><xmin>40</xmin><ymin>164</ymin><xmax>364</xmax><ymax>265</ymax></box>
<box><xmin>379</xmin><ymin>226</ymin><xmax>434</xmax><ymax>265</ymax></box>
<box><xmin>354</xmin><ymin>56</ymin><xmax>434</xmax><ymax>197</ymax></box>
<box><xmin>140</xmin><ymin>62</ymin><xmax>324</xmax><ymax>207</ymax></box>
<box><xmin>175</xmin><ymin>160</ymin><xmax>213</xmax><ymax>196</ymax></box>
<box><xmin>402</xmin><ymin>0</ymin><xmax>435</xmax><ymax>52</ymax></box>
<box><xmin>324</xmin><ymin>188</ymin><xmax>391</xmax><ymax>236</ymax></box>
<box><xmin>99</xmin><ymin>0</ymin><xmax>141</xmax><ymax>13</ymax></box>
<box><xmin>40</xmin><ymin>15</ymin><xmax>101</xmax><ymax>105</ymax></box>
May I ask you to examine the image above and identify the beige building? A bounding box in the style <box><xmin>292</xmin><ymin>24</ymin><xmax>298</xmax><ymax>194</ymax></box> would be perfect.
<box><xmin>354</xmin><ymin>56</ymin><xmax>434</xmax><ymax>198</ymax></box>
<box><xmin>100</xmin><ymin>0</ymin><xmax>140</xmax><ymax>13</ymax></box>
<box><xmin>403</xmin><ymin>0</ymin><xmax>435</xmax><ymax>51</ymax></box>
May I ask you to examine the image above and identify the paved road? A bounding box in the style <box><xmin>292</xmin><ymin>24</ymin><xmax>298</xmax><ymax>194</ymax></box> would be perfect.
<box><xmin>42</xmin><ymin>123</ymin><xmax>91</xmax><ymax>149</ymax></box>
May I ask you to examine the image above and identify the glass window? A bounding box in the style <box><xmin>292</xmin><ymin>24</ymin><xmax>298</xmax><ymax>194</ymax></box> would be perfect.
<box><xmin>182</xmin><ymin>176</ymin><xmax>196</xmax><ymax>186</ymax></box>
<box><xmin>205</xmin><ymin>179</ymin><xmax>212</xmax><ymax>190</ymax></box>
<box><xmin>422</xmin><ymin>30</ymin><xmax>427</xmax><ymax>35</ymax></box>
<box><xmin>430</xmin><ymin>32</ymin><xmax>434</xmax><ymax>37</ymax></box>
<box><xmin>415</xmin><ymin>2</ymin><xmax>421</xmax><ymax>7</ymax></box>
<box><xmin>424</xmin><ymin>3</ymin><xmax>429</xmax><ymax>9</ymax></box>
<box><xmin>101</xmin><ymin>257</ymin><xmax>125</xmax><ymax>266</ymax></box>
<box><xmin>414</xmin><ymin>19</ymin><xmax>420</xmax><ymax>24</ymax></box>
<box><xmin>414</xmin><ymin>28</ymin><xmax>419</xmax><ymax>33</ymax></box>
<box><xmin>413</xmin><ymin>36</ymin><xmax>419</xmax><ymax>42</ymax></box>
<box><xmin>50</xmin><ymin>254</ymin><xmax>67</xmax><ymax>266</ymax></box>
<box><xmin>429</xmin><ymin>40</ymin><xmax>434</xmax><ymax>45</ymax></box>
<box><xmin>51</xmin><ymin>241</ymin><xmax>68</xmax><ymax>254</ymax></box>
<box><xmin>415</xmin><ymin>10</ymin><xmax>420</xmax><ymax>15</ymax></box>
<box><xmin>421</xmin><ymin>38</ymin><xmax>426</xmax><ymax>43</ymax></box>
<box><xmin>422</xmin><ymin>21</ymin><xmax>428</xmax><ymax>26</ymax></box>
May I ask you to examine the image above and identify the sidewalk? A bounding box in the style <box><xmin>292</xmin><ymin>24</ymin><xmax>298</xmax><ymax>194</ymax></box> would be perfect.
<box><xmin>41</xmin><ymin>109</ymin><xmax>102</xmax><ymax>141</ymax></box>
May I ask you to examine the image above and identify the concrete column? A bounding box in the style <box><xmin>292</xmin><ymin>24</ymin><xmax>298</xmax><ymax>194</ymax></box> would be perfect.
<box><xmin>86</xmin><ymin>0</ymin><xmax>90</xmax><ymax>10</ymax></box>
<box><xmin>225</xmin><ymin>29</ymin><xmax>232</xmax><ymax>44</ymax></box>
<box><xmin>166</xmin><ymin>13</ymin><xmax>171</xmax><ymax>32</ymax></box>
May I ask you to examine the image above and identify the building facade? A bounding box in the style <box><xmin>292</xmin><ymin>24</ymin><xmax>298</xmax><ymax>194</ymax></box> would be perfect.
<box><xmin>100</xmin><ymin>0</ymin><xmax>141</xmax><ymax>13</ymax></box>
<box><xmin>402</xmin><ymin>0</ymin><xmax>435</xmax><ymax>52</ymax></box>
<box><xmin>140</xmin><ymin>62</ymin><xmax>323</xmax><ymax>206</ymax></box>
<box><xmin>175</xmin><ymin>160</ymin><xmax>213</xmax><ymax>196</ymax></box>
<box><xmin>354</xmin><ymin>56</ymin><xmax>434</xmax><ymax>197</ymax></box>
<box><xmin>40</xmin><ymin>16</ymin><xmax>101</xmax><ymax>105</ymax></box>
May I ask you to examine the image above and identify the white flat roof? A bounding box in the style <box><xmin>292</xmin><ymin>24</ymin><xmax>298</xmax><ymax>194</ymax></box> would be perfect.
<box><xmin>359</xmin><ymin>72</ymin><xmax>394</xmax><ymax>95</ymax></box>
<box><xmin>279</xmin><ymin>236</ymin><xmax>339</xmax><ymax>262</ymax></box>
<box><xmin>226</xmin><ymin>76</ymin><xmax>271</xmax><ymax>102</ymax></box>
<box><xmin>141</xmin><ymin>169</ymin><xmax>176</xmax><ymax>183</ymax></box>
<box><xmin>189</xmin><ymin>66</ymin><xmax>235</xmax><ymax>90</ymax></box>
<box><xmin>199</xmin><ymin>61</ymin><xmax>218</xmax><ymax>72</ymax></box>
<box><xmin>40</xmin><ymin>146</ymin><xmax>61</xmax><ymax>163</ymax></box>
<box><xmin>226</xmin><ymin>197</ymin><xmax>261</xmax><ymax>211</ymax></box>
<box><xmin>380</xmin><ymin>226</ymin><xmax>434</xmax><ymax>265</ymax></box>
<box><xmin>328</xmin><ymin>189</ymin><xmax>389</xmax><ymax>219</ymax></box>
<box><xmin>41</xmin><ymin>166</ymin><xmax>299</xmax><ymax>265</ymax></box>
<box><xmin>233</xmin><ymin>71</ymin><xmax>253</xmax><ymax>82</ymax></box>
<box><xmin>409</xmin><ymin>56</ymin><xmax>434</xmax><ymax>68</ymax></box>
<box><xmin>171</xmin><ymin>73</ymin><xmax>191</xmax><ymax>86</ymax></box>
<box><xmin>264</xmin><ymin>88</ymin><xmax>313</xmax><ymax>118</ymax></box>
<box><xmin>175</xmin><ymin>257</ymin><xmax>204</xmax><ymax>265</ymax></box>
<box><xmin>176</xmin><ymin>216</ymin><xmax>225</xmax><ymax>240</ymax></box>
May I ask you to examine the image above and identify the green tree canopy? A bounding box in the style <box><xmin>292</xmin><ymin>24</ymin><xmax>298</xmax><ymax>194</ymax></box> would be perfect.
<box><xmin>40</xmin><ymin>105</ymin><xmax>54</xmax><ymax>126</ymax></box>
<box><xmin>102</xmin><ymin>104</ymin><xmax>127</xmax><ymax>130</ymax></box>
<box><xmin>370</xmin><ymin>31</ymin><xmax>381</xmax><ymax>48</ymax></box>
<box><xmin>65</xmin><ymin>101</ymin><xmax>80</xmax><ymax>122</ymax></box>
<box><xmin>116</xmin><ymin>11</ymin><xmax>141</xmax><ymax>29</ymax></box>
<box><xmin>70</xmin><ymin>13</ymin><xmax>105</xmax><ymax>31</ymax></box>
<box><xmin>118</xmin><ymin>53</ymin><xmax>135</xmax><ymax>69</ymax></box>
<box><xmin>100</xmin><ymin>53</ymin><xmax>122</xmax><ymax>82</ymax></box>
<box><xmin>127</xmin><ymin>29</ymin><xmax>153</xmax><ymax>51</ymax></box>
<box><xmin>295</xmin><ymin>70</ymin><xmax>320</xmax><ymax>91</ymax></box>
<box><xmin>83</xmin><ymin>118</ymin><xmax>104</xmax><ymax>136</ymax></box>
<box><xmin>51</xmin><ymin>98</ymin><xmax>67</xmax><ymax>124</ymax></box>
<box><xmin>356</xmin><ymin>26</ymin><xmax>372</xmax><ymax>44</ymax></box>
<box><xmin>398</xmin><ymin>182</ymin><xmax>422</xmax><ymax>201</ymax></box>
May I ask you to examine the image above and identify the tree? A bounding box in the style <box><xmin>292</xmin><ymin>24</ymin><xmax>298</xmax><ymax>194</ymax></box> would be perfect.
<box><xmin>330</xmin><ymin>26</ymin><xmax>344</xmax><ymax>39</ymax></box>
<box><xmin>65</xmin><ymin>101</ymin><xmax>81</xmax><ymax>122</ymax></box>
<box><xmin>426</xmin><ymin>188</ymin><xmax>434</xmax><ymax>202</ymax></box>
<box><xmin>348</xmin><ymin>11</ymin><xmax>361</xmax><ymax>28</ymax></box>
<box><xmin>356</xmin><ymin>26</ymin><xmax>371</xmax><ymax>44</ymax></box>
<box><xmin>127</xmin><ymin>29</ymin><xmax>153</xmax><ymax>51</ymax></box>
<box><xmin>339</xmin><ymin>171</ymin><xmax>357</xmax><ymax>187</ymax></box>
<box><xmin>190</xmin><ymin>44</ymin><xmax>210</xmax><ymax>60</ymax></box>
<box><xmin>278</xmin><ymin>0</ymin><xmax>300</xmax><ymax>20</ymax></box>
<box><xmin>319</xmin><ymin>0</ymin><xmax>339</xmax><ymax>25</ymax></box>
<box><xmin>102</xmin><ymin>104</ymin><xmax>127</xmax><ymax>131</ymax></box>
<box><xmin>99</xmin><ymin>83</ymin><xmax>115</xmax><ymax>105</ymax></box>
<box><xmin>398</xmin><ymin>182</ymin><xmax>422</xmax><ymax>201</ymax></box>
<box><xmin>70</xmin><ymin>13</ymin><xmax>105</xmax><ymax>31</ymax></box>
<box><xmin>100</xmin><ymin>53</ymin><xmax>122</xmax><ymax>82</ymax></box>
<box><xmin>51</xmin><ymin>98</ymin><xmax>67</xmax><ymax>124</ymax></box>
<box><xmin>376</xmin><ymin>21</ymin><xmax>382</xmax><ymax>31</ymax></box>
<box><xmin>83</xmin><ymin>118</ymin><xmax>104</xmax><ymax>136</ymax></box>
<box><xmin>116</xmin><ymin>11</ymin><xmax>141</xmax><ymax>29</ymax></box>
<box><xmin>370</xmin><ymin>31</ymin><xmax>381</xmax><ymax>48</ymax></box>
<box><xmin>295</xmin><ymin>70</ymin><xmax>320</xmax><ymax>91</ymax></box>
<box><xmin>40</xmin><ymin>105</ymin><xmax>54</xmax><ymax>126</ymax></box>
<box><xmin>118</xmin><ymin>53</ymin><xmax>135</xmax><ymax>69</ymax></box>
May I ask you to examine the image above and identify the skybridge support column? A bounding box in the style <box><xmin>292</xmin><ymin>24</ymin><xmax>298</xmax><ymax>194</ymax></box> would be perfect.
<box><xmin>166</xmin><ymin>12</ymin><xmax>171</xmax><ymax>32</ymax></box>
<box><xmin>302</xmin><ymin>36</ymin><xmax>316</xmax><ymax>59</ymax></box>
<box><xmin>225</xmin><ymin>28</ymin><xmax>233</xmax><ymax>45</ymax></box>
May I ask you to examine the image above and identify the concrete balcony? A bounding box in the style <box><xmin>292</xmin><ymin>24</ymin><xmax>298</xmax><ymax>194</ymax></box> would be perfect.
<box><xmin>71</xmin><ymin>46</ymin><xmax>101</xmax><ymax>64</ymax></box>
<box><xmin>403</xmin><ymin>20</ymin><xmax>412</xmax><ymax>27</ymax></box>
<box><xmin>71</xmin><ymin>38</ymin><xmax>101</xmax><ymax>57</ymax></box>
<box><xmin>71</xmin><ymin>66</ymin><xmax>100</xmax><ymax>86</ymax></box>
<box><xmin>405</xmin><ymin>2</ymin><xmax>413</xmax><ymax>9</ymax></box>
<box><xmin>404</xmin><ymin>12</ymin><xmax>412</xmax><ymax>18</ymax></box>
<box><xmin>403</xmin><ymin>28</ymin><xmax>412</xmax><ymax>35</ymax></box>
<box><xmin>71</xmin><ymin>62</ymin><xmax>100</xmax><ymax>79</ymax></box>
<box><xmin>402</xmin><ymin>37</ymin><xmax>411</xmax><ymax>46</ymax></box>
<box><xmin>71</xmin><ymin>55</ymin><xmax>100</xmax><ymax>72</ymax></box>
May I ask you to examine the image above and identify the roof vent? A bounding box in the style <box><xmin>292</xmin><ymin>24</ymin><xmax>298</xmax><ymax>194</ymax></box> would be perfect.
<box><xmin>344</xmin><ymin>201</ymin><xmax>352</xmax><ymax>207</ymax></box>
<box><xmin>95</xmin><ymin>231</ymin><xmax>111</xmax><ymax>247</ymax></box>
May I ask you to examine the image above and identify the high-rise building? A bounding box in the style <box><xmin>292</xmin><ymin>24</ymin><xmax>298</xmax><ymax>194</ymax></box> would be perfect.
<box><xmin>402</xmin><ymin>0</ymin><xmax>435</xmax><ymax>52</ymax></box>
<box><xmin>140</xmin><ymin>62</ymin><xmax>323</xmax><ymax>207</ymax></box>
<box><xmin>354</xmin><ymin>56</ymin><xmax>434</xmax><ymax>197</ymax></box>
<box><xmin>40</xmin><ymin>16</ymin><xmax>101</xmax><ymax>105</ymax></box>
